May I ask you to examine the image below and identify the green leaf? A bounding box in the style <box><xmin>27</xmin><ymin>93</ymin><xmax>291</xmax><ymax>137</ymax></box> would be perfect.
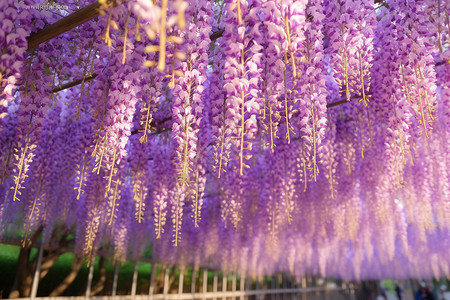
<box><xmin>44</xmin><ymin>66</ymin><xmax>52</xmax><ymax>75</ymax></box>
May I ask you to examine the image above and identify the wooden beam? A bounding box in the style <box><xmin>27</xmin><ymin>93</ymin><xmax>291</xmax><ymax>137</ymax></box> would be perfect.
<box><xmin>210</xmin><ymin>28</ymin><xmax>225</xmax><ymax>41</ymax></box>
<box><xmin>327</xmin><ymin>98</ymin><xmax>350</xmax><ymax>108</ymax></box>
<box><xmin>27</xmin><ymin>0</ymin><xmax>116</xmax><ymax>51</ymax></box>
<box><xmin>52</xmin><ymin>73</ymin><xmax>98</xmax><ymax>93</ymax></box>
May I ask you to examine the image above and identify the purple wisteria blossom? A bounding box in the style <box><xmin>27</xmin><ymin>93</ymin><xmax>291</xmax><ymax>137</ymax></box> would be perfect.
<box><xmin>0</xmin><ymin>0</ymin><xmax>29</xmax><ymax>120</ymax></box>
<box><xmin>0</xmin><ymin>0</ymin><xmax>449</xmax><ymax>281</ymax></box>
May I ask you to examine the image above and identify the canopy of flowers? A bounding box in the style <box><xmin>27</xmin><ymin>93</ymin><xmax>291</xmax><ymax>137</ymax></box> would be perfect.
<box><xmin>0</xmin><ymin>0</ymin><xmax>449</xmax><ymax>280</ymax></box>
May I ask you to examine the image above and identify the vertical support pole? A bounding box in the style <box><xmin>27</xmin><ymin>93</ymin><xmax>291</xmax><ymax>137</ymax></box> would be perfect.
<box><xmin>131</xmin><ymin>260</ymin><xmax>139</xmax><ymax>300</ymax></box>
<box><xmin>213</xmin><ymin>271</ymin><xmax>218</xmax><ymax>300</ymax></box>
<box><xmin>30</xmin><ymin>242</ymin><xmax>44</xmax><ymax>300</ymax></box>
<box><xmin>112</xmin><ymin>260</ymin><xmax>119</xmax><ymax>297</ymax></box>
<box><xmin>232</xmin><ymin>273</ymin><xmax>237</xmax><ymax>300</ymax></box>
<box><xmin>192</xmin><ymin>267</ymin><xmax>198</xmax><ymax>295</ymax></box>
<box><xmin>240</xmin><ymin>273</ymin><xmax>245</xmax><ymax>300</ymax></box>
<box><xmin>263</xmin><ymin>276</ymin><xmax>268</xmax><ymax>300</ymax></box>
<box><xmin>222</xmin><ymin>273</ymin><xmax>227</xmax><ymax>300</ymax></box>
<box><xmin>85</xmin><ymin>256</ymin><xmax>95</xmax><ymax>299</ymax></box>
<box><xmin>409</xmin><ymin>280</ymin><xmax>416</xmax><ymax>300</ymax></box>
<box><xmin>179</xmin><ymin>267</ymin><xmax>185</xmax><ymax>295</ymax></box>
<box><xmin>282</xmin><ymin>274</ymin><xmax>287</xmax><ymax>300</ymax></box>
<box><xmin>301</xmin><ymin>276</ymin><xmax>307</xmax><ymax>300</ymax></box>
<box><xmin>314</xmin><ymin>276</ymin><xmax>320</xmax><ymax>298</ymax></box>
<box><xmin>245</xmin><ymin>275</ymin><xmax>251</xmax><ymax>291</ymax></box>
<box><xmin>291</xmin><ymin>276</ymin><xmax>298</xmax><ymax>300</ymax></box>
<box><xmin>275</xmin><ymin>274</ymin><xmax>280</xmax><ymax>300</ymax></box>
<box><xmin>164</xmin><ymin>265</ymin><xmax>170</xmax><ymax>297</ymax></box>
<box><xmin>202</xmin><ymin>269</ymin><xmax>208</xmax><ymax>300</ymax></box>
<box><xmin>255</xmin><ymin>278</ymin><xmax>261</xmax><ymax>300</ymax></box>
<box><xmin>350</xmin><ymin>282</ymin><xmax>356</xmax><ymax>300</ymax></box>
<box><xmin>245</xmin><ymin>276</ymin><xmax>252</xmax><ymax>300</ymax></box>
<box><xmin>148</xmin><ymin>263</ymin><xmax>157</xmax><ymax>300</ymax></box>
<box><xmin>271</xmin><ymin>273</ymin><xmax>276</xmax><ymax>300</ymax></box>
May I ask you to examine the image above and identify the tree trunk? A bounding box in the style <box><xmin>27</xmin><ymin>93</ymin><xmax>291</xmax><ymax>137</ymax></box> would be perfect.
<box><xmin>9</xmin><ymin>226</ymin><xmax>43</xmax><ymax>298</ymax></box>
<box><xmin>8</xmin><ymin>245</ymin><xmax>29</xmax><ymax>299</ymax></box>
<box><xmin>49</xmin><ymin>256</ymin><xmax>83</xmax><ymax>297</ymax></box>
<box><xmin>8</xmin><ymin>226</ymin><xmax>77</xmax><ymax>298</ymax></box>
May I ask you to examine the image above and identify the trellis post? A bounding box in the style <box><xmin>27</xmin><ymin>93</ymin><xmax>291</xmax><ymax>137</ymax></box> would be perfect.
<box><xmin>245</xmin><ymin>275</ymin><xmax>252</xmax><ymax>292</ymax></box>
<box><xmin>222</xmin><ymin>272</ymin><xmax>227</xmax><ymax>300</ymax></box>
<box><xmin>179</xmin><ymin>267</ymin><xmax>185</xmax><ymax>295</ymax></box>
<box><xmin>213</xmin><ymin>271</ymin><xmax>218</xmax><ymax>300</ymax></box>
<box><xmin>85</xmin><ymin>256</ymin><xmax>95</xmax><ymax>299</ymax></box>
<box><xmin>239</xmin><ymin>273</ymin><xmax>245</xmax><ymax>300</ymax></box>
<box><xmin>232</xmin><ymin>272</ymin><xmax>237</xmax><ymax>300</ymax></box>
<box><xmin>148</xmin><ymin>263</ymin><xmax>157</xmax><ymax>300</ymax></box>
<box><xmin>255</xmin><ymin>277</ymin><xmax>261</xmax><ymax>300</ymax></box>
<box><xmin>301</xmin><ymin>276</ymin><xmax>307</xmax><ymax>300</ymax></box>
<box><xmin>191</xmin><ymin>267</ymin><xmax>198</xmax><ymax>295</ymax></box>
<box><xmin>324</xmin><ymin>283</ymin><xmax>329</xmax><ymax>300</ymax></box>
<box><xmin>30</xmin><ymin>242</ymin><xmax>44</xmax><ymax>300</ymax></box>
<box><xmin>292</xmin><ymin>276</ymin><xmax>299</xmax><ymax>300</ymax></box>
<box><xmin>163</xmin><ymin>265</ymin><xmax>170</xmax><ymax>297</ymax></box>
<box><xmin>131</xmin><ymin>260</ymin><xmax>139</xmax><ymax>299</ymax></box>
<box><xmin>112</xmin><ymin>260</ymin><xmax>119</xmax><ymax>296</ymax></box>
<box><xmin>202</xmin><ymin>269</ymin><xmax>208</xmax><ymax>300</ymax></box>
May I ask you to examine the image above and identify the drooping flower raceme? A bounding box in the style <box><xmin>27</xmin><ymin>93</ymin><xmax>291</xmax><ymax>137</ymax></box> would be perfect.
<box><xmin>295</xmin><ymin>0</ymin><xmax>327</xmax><ymax>183</ymax></box>
<box><xmin>217</xmin><ymin>0</ymin><xmax>263</xmax><ymax>176</ymax></box>
<box><xmin>324</xmin><ymin>0</ymin><xmax>375</xmax><ymax>106</ymax></box>
<box><xmin>8</xmin><ymin>47</ymin><xmax>54</xmax><ymax>203</ymax></box>
<box><xmin>0</xmin><ymin>0</ymin><xmax>29</xmax><ymax>120</ymax></box>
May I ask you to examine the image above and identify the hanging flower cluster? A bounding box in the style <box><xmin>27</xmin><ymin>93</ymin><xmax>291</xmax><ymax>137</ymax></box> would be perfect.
<box><xmin>0</xmin><ymin>0</ymin><xmax>29</xmax><ymax>119</ymax></box>
<box><xmin>0</xmin><ymin>0</ymin><xmax>449</xmax><ymax>280</ymax></box>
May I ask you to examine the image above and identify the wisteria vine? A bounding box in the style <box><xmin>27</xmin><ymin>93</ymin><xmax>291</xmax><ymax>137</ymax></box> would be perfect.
<box><xmin>0</xmin><ymin>0</ymin><xmax>449</xmax><ymax>279</ymax></box>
